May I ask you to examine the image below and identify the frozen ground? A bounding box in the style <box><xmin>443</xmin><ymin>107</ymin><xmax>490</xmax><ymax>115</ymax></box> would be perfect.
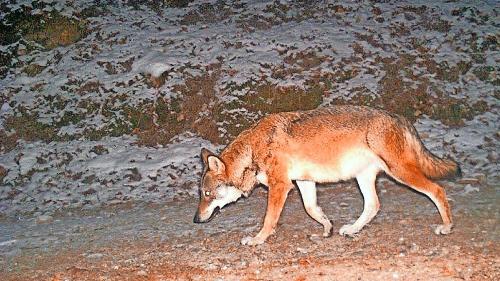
<box><xmin>0</xmin><ymin>0</ymin><xmax>498</xmax><ymax>280</ymax></box>
<box><xmin>1</xmin><ymin>180</ymin><xmax>498</xmax><ymax>280</ymax></box>
<box><xmin>0</xmin><ymin>0</ymin><xmax>498</xmax><ymax>215</ymax></box>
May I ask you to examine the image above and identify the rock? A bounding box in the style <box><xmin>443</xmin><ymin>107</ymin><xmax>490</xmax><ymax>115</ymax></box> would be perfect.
<box><xmin>136</xmin><ymin>270</ymin><xmax>147</xmax><ymax>276</ymax></box>
<box><xmin>86</xmin><ymin>253</ymin><xmax>104</xmax><ymax>260</ymax></box>
<box><xmin>440</xmin><ymin>247</ymin><xmax>450</xmax><ymax>256</ymax></box>
<box><xmin>36</xmin><ymin>215</ymin><xmax>53</xmax><ymax>224</ymax></box>
<box><xmin>205</xmin><ymin>263</ymin><xmax>217</xmax><ymax>270</ymax></box>
<box><xmin>17</xmin><ymin>45</ymin><xmax>27</xmax><ymax>56</ymax></box>
<box><xmin>409</xmin><ymin>243</ymin><xmax>419</xmax><ymax>254</ymax></box>
<box><xmin>487</xmin><ymin>151</ymin><xmax>498</xmax><ymax>162</ymax></box>
<box><xmin>309</xmin><ymin>234</ymin><xmax>322</xmax><ymax>244</ymax></box>
<box><xmin>457</xmin><ymin>178</ymin><xmax>480</xmax><ymax>185</ymax></box>
<box><xmin>339</xmin><ymin>202</ymin><xmax>349</xmax><ymax>208</ymax></box>
<box><xmin>0</xmin><ymin>239</ymin><xmax>17</xmax><ymax>247</ymax></box>
<box><xmin>463</xmin><ymin>184</ymin><xmax>479</xmax><ymax>194</ymax></box>
<box><xmin>398</xmin><ymin>237</ymin><xmax>405</xmax><ymax>245</ymax></box>
<box><xmin>296</xmin><ymin>247</ymin><xmax>308</xmax><ymax>254</ymax></box>
<box><xmin>108</xmin><ymin>199</ymin><xmax>124</xmax><ymax>205</ymax></box>
<box><xmin>0</xmin><ymin>165</ymin><xmax>7</xmax><ymax>183</ymax></box>
<box><xmin>472</xmin><ymin>173</ymin><xmax>487</xmax><ymax>184</ymax></box>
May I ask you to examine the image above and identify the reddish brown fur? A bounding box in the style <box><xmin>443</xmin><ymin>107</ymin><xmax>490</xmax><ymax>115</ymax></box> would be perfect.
<box><xmin>195</xmin><ymin>106</ymin><xmax>460</xmax><ymax>244</ymax></box>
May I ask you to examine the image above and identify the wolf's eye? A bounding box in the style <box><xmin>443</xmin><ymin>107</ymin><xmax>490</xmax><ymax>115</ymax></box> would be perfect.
<box><xmin>204</xmin><ymin>191</ymin><xmax>211</xmax><ymax>197</ymax></box>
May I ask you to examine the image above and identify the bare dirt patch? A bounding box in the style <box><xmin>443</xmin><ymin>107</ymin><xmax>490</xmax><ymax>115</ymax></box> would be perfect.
<box><xmin>1</xmin><ymin>180</ymin><xmax>498</xmax><ymax>280</ymax></box>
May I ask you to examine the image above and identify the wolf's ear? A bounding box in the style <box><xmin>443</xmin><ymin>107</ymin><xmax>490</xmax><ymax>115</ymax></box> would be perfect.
<box><xmin>201</xmin><ymin>148</ymin><xmax>216</xmax><ymax>165</ymax></box>
<box><xmin>201</xmin><ymin>148</ymin><xmax>225</xmax><ymax>173</ymax></box>
<box><xmin>207</xmin><ymin>155</ymin><xmax>225</xmax><ymax>174</ymax></box>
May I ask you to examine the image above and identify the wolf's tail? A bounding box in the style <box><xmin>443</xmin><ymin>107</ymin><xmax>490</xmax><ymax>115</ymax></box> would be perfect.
<box><xmin>404</xmin><ymin>124</ymin><xmax>461</xmax><ymax>180</ymax></box>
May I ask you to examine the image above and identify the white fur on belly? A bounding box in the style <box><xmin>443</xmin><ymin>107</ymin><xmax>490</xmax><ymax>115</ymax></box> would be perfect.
<box><xmin>287</xmin><ymin>148</ymin><xmax>385</xmax><ymax>183</ymax></box>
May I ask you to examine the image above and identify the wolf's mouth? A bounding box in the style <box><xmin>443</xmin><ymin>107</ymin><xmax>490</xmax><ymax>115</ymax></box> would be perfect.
<box><xmin>193</xmin><ymin>207</ymin><xmax>220</xmax><ymax>223</ymax></box>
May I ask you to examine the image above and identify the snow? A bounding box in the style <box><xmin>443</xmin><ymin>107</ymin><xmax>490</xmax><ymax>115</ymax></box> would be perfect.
<box><xmin>0</xmin><ymin>134</ymin><xmax>216</xmax><ymax>214</ymax></box>
<box><xmin>0</xmin><ymin>0</ymin><xmax>498</xmax><ymax>215</ymax></box>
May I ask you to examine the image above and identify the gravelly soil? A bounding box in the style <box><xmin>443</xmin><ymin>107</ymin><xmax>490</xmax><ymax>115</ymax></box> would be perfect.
<box><xmin>1</xmin><ymin>178</ymin><xmax>498</xmax><ymax>281</ymax></box>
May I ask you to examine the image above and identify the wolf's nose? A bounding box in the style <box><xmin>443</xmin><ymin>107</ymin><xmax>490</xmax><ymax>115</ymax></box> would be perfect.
<box><xmin>193</xmin><ymin>211</ymin><xmax>201</xmax><ymax>223</ymax></box>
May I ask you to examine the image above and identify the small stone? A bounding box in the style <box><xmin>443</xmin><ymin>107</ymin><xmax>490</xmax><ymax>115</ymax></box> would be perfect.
<box><xmin>309</xmin><ymin>234</ymin><xmax>322</xmax><ymax>244</ymax></box>
<box><xmin>472</xmin><ymin>173</ymin><xmax>487</xmax><ymax>184</ymax></box>
<box><xmin>487</xmin><ymin>151</ymin><xmax>498</xmax><ymax>162</ymax></box>
<box><xmin>0</xmin><ymin>239</ymin><xmax>17</xmax><ymax>247</ymax></box>
<box><xmin>463</xmin><ymin>184</ymin><xmax>479</xmax><ymax>194</ymax></box>
<box><xmin>339</xmin><ymin>202</ymin><xmax>349</xmax><ymax>208</ymax></box>
<box><xmin>205</xmin><ymin>263</ymin><xmax>217</xmax><ymax>270</ymax></box>
<box><xmin>0</xmin><ymin>165</ymin><xmax>6</xmax><ymax>182</ymax></box>
<box><xmin>36</xmin><ymin>215</ymin><xmax>53</xmax><ymax>224</ymax></box>
<box><xmin>17</xmin><ymin>45</ymin><xmax>27</xmax><ymax>56</ymax></box>
<box><xmin>86</xmin><ymin>253</ymin><xmax>104</xmax><ymax>260</ymax></box>
<box><xmin>441</xmin><ymin>247</ymin><xmax>450</xmax><ymax>256</ymax></box>
<box><xmin>457</xmin><ymin>178</ymin><xmax>480</xmax><ymax>185</ymax></box>
<box><xmin>426</xmin><ymin>249</ymin><xmax>436</xmax><ymax>256</ymax></box>
<box><xmin>419</xmin><ymin>132</ymin><xmax>429</xmax><ymax>139</ymax></box>
<box><xmin>136</xmin><ymin>270</ymin><xmax>147</xmax><ymax>276</ymax></box>
<box><xmin>409</xmin><ymin>243</ymin><xmax>419</xmax><ymax>254</ymax></box>
<box><xmin>296</xmin><ymin>247</ymin><xmax>308</xmax><ymax>254</ymax></box>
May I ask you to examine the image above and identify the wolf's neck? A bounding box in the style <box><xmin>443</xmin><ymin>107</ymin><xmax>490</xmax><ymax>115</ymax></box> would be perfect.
<box><xmin>221</xmin><ymin>140</ymin><xmax>256</xmax><ymax>194</ymax></box>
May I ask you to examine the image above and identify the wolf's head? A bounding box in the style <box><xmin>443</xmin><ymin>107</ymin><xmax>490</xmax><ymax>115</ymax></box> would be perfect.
<box><xmin>193</xmin><ymin>148</ymin><xmax>243</xmax><ymax>223</ymax></box>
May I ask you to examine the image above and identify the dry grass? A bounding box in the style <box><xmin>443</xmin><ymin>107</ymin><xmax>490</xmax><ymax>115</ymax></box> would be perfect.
<box><xmin>1</xmin><ymin>108</ymin><xmax>57</xmax><ymax>152</ymax></box>
<box><xmin>330</xmin><ymin>54</ymin><xmax>489</xmax><ymax>126</ymax></box>
<box><xmin>131</xmin><ymin>65</ymin><xmax>323</xmax><ymax>146</ymax></box>
<box><xmin>180</xmin><ymin>2</ymin><xmax>233</xmax><ymax>26</ymax></box>
<box><xmin>20</xmin><ymin>12</ymin><xmax>87</xmax><ymax>49</ymax></box>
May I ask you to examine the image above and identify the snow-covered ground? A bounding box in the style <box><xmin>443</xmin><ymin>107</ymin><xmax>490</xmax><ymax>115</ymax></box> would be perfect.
<box><xmin>0</xmin><ymin>0</ymin><xmax>498</xmax><ymax>216</ymax></box>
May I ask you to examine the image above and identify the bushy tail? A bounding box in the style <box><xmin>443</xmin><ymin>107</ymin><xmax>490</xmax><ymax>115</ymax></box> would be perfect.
<box><xmin>417</xmin><ymin>149</ymin><xmax>461</xmax><ymax>180</ymax></box>
<box><xmin>404</xmin><ymin>128</ymin><xmax>461</xmax><ymax>180</ymax></box>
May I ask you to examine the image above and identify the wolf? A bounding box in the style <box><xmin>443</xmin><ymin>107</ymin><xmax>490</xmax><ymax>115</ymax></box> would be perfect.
<box><xmin>193</xmin><ymin>106</ymin><xmax>460</xmax><ymax>246</ymax></box>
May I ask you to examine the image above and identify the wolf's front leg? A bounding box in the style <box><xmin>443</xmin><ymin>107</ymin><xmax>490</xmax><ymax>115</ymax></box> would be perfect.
<box><xmin>241</xmin><ymin>182</ymin><xmax>292</xmax><ymax>246</ymax></box>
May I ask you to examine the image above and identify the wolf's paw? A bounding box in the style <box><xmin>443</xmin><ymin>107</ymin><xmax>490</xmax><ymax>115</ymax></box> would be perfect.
<box><xmin>241</xmin><ymin>235</ymin><xmax>265</xmax><ymax>246</ymax></box>
<box><xmin>339</xmin><ymin>224</ymin><xmax>360</xmax><ymax>237</ymax></box>
<box><xmin>434</xmin><ymin>224</ymin><xmax>453</xmax><ymax>235</ymax></box>
<box><xmin>323</xmin><ymin>223</ymin><xmax>333</xmax><ymax>237</ymax></box>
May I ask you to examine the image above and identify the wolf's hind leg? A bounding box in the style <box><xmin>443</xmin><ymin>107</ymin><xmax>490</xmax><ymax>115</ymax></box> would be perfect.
<box><xmin>387</xmin><ymin>164</ymin><xmax>453</xmax><ymax>235</ymax></box>
<box><xmin>296</xmin><ymin>180</ymin><xmax>333</xmax><ymax>237</ymax></box>
<box><xmin>339</xmin><ymin>166</ymin><xmax>380</xmax><ymax>237</ymax></box>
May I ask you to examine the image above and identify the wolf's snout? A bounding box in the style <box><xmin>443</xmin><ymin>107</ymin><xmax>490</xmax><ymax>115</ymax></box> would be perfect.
<box><xmin>193</xmin><ymin>210</ymin><xmax>202</xmax><ymax>223</ymax></box>
<box><xmin>193</xmin><ymin>207</ymin><xmax>220</xmax><ymax>223</ymax></box>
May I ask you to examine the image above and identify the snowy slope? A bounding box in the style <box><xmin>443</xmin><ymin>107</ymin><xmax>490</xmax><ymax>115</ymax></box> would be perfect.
<box><xmin>0</xmin><ymin>0</ymin><xmax>498</xmax><ymax>215</ymax></box>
